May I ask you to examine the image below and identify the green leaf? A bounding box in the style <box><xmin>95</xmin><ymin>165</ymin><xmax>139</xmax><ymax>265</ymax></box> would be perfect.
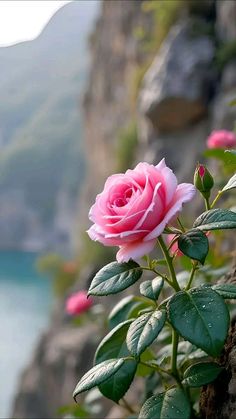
<box><xmin>94</xmin><ymin>320</ymin><xmax>137</xmax><ymax>402</ymax></box>
<box><xmin>193</xmin><ymin>209</ymin><xmax>236</xmax><ymax>231</ymax></box>
<box><xmin>225</xmin><ymin>149</ymin><xmax>236</xmax><ymax>164</ymax></box>
<box><xmin>183</xmin><ymin>362</ymin><xmax>223</xmax><ymax>387</ymax></box>
<box><xmin>127</xmin><ymin>310</ymin><xmax>166</xmax><ymax>357</ymax></box>
<box><xmin>204</xmin><ymin>148</ymin><xmax>236</xmax><ymax>165</ymax></box>
<box><xmin>178</xmin><ymin>229</ymin><xmax>209</xmax><ymax>264</ymax></box>
<box><xmin>168</xmin><ymin>287</ymin><xmax>229</xmax><ymax>357</ymax></box>
<box><xmin>88</xmin><ymin>261</ymin><xmax>142</xmax><ymax>296</ymax></box>
<box><xmin>222</xmin><ymin>173</ymin><xmax>236</xmax><ymax>192</ymax></box>
<box><xmin>212</xmin><ymin>283</ymin><xmax>236</xmax><ymax>299</ymax></box>
<box><xmin>73</xmin><ymin>359</ymin><xmax>124</xmax><ymax>401</ymax></box>
<box><xmin>108</xmin><ymin>295</ymin><xmax>153</xmax><ymax>329</ymax></box>
<box><xmin>139</xmin><ymin>388</ymin><xmax>191</xmax><ymax>419</ymax></box>
<box><xmin>140</xmin><ymin>277</ymin><xmax>164</xmax><ymax>301</ymax></box>
<box><xmin>137</xmin><ymin>349</ymin><xmax>155</xmax><ymax>377</ymax></box>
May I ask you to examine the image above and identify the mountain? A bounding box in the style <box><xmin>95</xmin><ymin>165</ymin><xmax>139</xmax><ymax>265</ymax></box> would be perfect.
<box><xmin>0</xmin><ymin>1</ymin><xmax>99</xmax><ymax>251</ymax></box>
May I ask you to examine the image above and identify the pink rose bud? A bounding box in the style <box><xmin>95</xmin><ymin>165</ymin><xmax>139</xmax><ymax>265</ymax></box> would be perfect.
<box><xmin>194</xmin><ymin>163</ymin><xmax>214</xmax><ymax>199</ymax></box>
<box><xmin>87</xmin><ymin>159</ymin><xmax>195</xmax><ymax>262</ymax></box>
<box><xmin>66</xmin><ymin>291</ymin><xmax>93</xmax><ymax>316</ymax></box>
<box><xmin>207</xmin><ymin>130</ymin><xmax>236</xmax><ymax>149</ymax></box>
<box><xmin>166</xmin><ymin>234</ymin><xmax>183</xmax><ymax>257</ymax></box>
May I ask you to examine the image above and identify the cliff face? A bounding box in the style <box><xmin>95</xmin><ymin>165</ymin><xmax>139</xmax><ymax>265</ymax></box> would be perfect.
<box><xmin>78</xmin><ymin>0</ymin><xmax>153</xmax><ymax>228</ymax></box>
<box><xmin>12</xmin><ymin>1</ymin><xmax>236</xmax><ymax>417</ymax></box>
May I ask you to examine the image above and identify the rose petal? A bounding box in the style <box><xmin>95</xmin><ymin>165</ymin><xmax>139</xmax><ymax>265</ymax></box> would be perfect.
<box><xmin>117</xmin><ymin>239</ymin><xmax>156</xmax><ymax>262</ymax></box>
<box><xmin>144</xmin><ymin>183</ymin><xmax>196</xmax><ymax>241</ymax></box>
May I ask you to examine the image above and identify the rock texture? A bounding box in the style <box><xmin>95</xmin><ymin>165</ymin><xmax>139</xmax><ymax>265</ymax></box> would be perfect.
<box><xmin>12</xmin><ymin>323</ymin><xmax>100</xmax><ymax>419</ymax></box>
<box><xmin>139</xmin><ymin>19</ymin><xmax>215</xmax><ymax>132</ymax></box>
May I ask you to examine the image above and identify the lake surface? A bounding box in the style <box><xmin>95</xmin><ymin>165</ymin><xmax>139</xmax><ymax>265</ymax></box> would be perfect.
<box><xmin>0</xmin><ymin>251</ymin><xmax>52</xmax><ymax>418</ymax></box>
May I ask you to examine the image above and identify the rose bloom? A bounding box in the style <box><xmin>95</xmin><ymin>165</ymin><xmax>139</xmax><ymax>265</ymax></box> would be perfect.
<box><xmin>166</xmin><ymin>234</ymin><xmax>183</xmax><ymax>257</ymax></box>
<box><xmin>87</xmin><ymin>159</ymin><xmax>195</xmax><ymax>262</ymax></box>
<box><xmin>66</xmin><ymin>291</ymin><xmax>93</xmax><ymax>316</ymax></box>
<box><xmin>207</xmin><ymin>130</ymin><xmax>236</xmax><ymax>149</ymax></box>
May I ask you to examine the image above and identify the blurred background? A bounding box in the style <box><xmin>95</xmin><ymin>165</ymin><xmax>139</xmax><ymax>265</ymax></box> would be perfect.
<box><xmin>0</xmin><ymin>0</ymin><xmax>235</xmax><ymax>418</ymax></box>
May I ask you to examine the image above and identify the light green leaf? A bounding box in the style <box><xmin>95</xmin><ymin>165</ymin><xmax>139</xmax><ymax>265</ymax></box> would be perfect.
<box><xmin>168</xmin><ymin>287</ymin><xmax>229</xmax><ymax>357</ymax></box>
<box><xmin>73</xmin><ymin>359</ymin><xmax>124</xmax><ymax>401</ymax></box>
<box><xmin>178</xmin><ymin>229</ymin><xmax>209</xmax><ymax>264</ymax></box>
<box><xmin>183</xmin><ymin>362</ymin><xmax>223</xmax><ymax>387</ymax></box>
<box><xmin>139</xmin><ymin>388</ymin><xmax>191</xmax><ymax>419</ymax></box>
<box><xmin>88</xmin><ymin>261</ymin><xmax>142</xmax><ymax>296</ymax></box>
<box><xmin>193</xmin><ymin>209</ymin><xmax>236</xmax><ymax>231</ymax></box>
<box><xmin>222</xmin><ymin>173</ymin><xmax>236</xmax><ymax>192</ymax></box>
<box><xmin>127</xmin><ymin>309</ymin><xmax>166</xmax><ymax>357</ymax></box>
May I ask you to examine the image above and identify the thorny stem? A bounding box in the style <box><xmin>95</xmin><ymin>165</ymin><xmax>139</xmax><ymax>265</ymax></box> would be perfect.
<box><xmin>157</xmin><ymin>235</ymin><xmax>180</xmax><ymax>292</ymax></box>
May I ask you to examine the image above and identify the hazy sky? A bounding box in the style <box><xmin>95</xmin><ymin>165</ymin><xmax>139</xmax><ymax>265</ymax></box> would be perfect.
<box><xmin>0</xmin><ymin>1</ymin><xmax>72</xmax><ymax>47</ymax></box>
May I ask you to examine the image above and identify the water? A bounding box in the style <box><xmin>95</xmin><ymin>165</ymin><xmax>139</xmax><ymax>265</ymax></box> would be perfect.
<box><xmin>0</xmin><ymin>251</ymin><xmax>52</xmax><ymax>418</ymax></box>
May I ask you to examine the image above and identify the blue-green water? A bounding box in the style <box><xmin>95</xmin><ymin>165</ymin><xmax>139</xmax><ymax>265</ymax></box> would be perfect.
<box><xmin>0</xmin><ymin>252</ymin><xmax>52</xmax><ymax>418</ymax></box>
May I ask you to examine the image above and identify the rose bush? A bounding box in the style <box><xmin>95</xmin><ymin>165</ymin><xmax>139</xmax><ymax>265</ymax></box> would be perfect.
<box><xmin>87</xmin><ymin>159</ymin><xmax>195</xmax><ymax>262</ymax></box>
<box><xmin>73</xmin><ymin>152</ymin><xmax>236</xmax><ymax>419</ymax></box>
<box><xmin>66</xmin><ymin>291</ymin><xmax>93</xmax><ymax>315</ymax></box>
<box><xmin>207</xmin><ymin>129</ymin><xmax>236</xmax><ymax>149</ymax></box>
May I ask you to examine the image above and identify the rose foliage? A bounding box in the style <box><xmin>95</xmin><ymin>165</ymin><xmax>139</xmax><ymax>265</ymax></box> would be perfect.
<box><xmin>73</xmin><ymin>154</ymin><xmax>236</xmax><ymax>419</ymax></box>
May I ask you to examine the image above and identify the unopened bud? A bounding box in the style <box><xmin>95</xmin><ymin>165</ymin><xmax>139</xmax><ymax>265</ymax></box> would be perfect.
<box><xmin>194</xmin><ymin>164</ymin><xmax>214</xmax><ymax>199</ymax></box>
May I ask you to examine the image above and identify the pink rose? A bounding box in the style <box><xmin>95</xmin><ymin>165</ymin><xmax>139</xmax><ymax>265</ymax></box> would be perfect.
<box><xmin>87</xmin><ymin>159</ymin><xmax>195</xmax><ymax>262</ymax></box>
<box><xmin>66</xmin><ymin>291</ymin><xmax>93</xmax><ymax>316</ymax></box>
<box><xmin>207</xmin><ymin>130</ymin><xmax>236</xmax><ymax>149</ymax></box>
<box><xmin>166</xmin><ymin>234</ymin><xmax>183</xmax><ymax>257</ymax></box>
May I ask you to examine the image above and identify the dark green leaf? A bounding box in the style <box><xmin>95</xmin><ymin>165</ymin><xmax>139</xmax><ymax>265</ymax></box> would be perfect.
<box><xmin>168</xmin><ymin>287</ymin><xmax>229</xmax><ymax>357</ymax></box>
<box><xmin>94</xmin><ymin>320</ymin><xmax>137</xmax><ymax>402</ymax></box>
<box><xmin>108</xmin><ymin>296</ymin><xmax>153</xmax><ymax>329</ymax></box>
<box><xmin>140</xmin><ymin>277</ymin><xmax>164</xmax><ymax>301</ymax></box>
<box><xmin>139</xmin><ymin>388</ymin><xmax>191</xmax><ymax>419</ymax></box>
<box><xmin>73</xmin><ymin>359</ymin><xmax>124</xmax><ymax>401</ymax></box>
<box><xmin>212</xmin><ymin>283</ymin><xmax>236</xmax><ymax>299</ymax></box>
<box><xmin>183</xmin><ymin>362</ymin><xmax>223</xmax><ymax>387</ymax></box>
<box><xmin>88</xmin><ymin>261</ymin><xmax>142</xmax><ymax>296</ymax></box>
<box><xmin>127</xmin><ymin>310</ymin><xmax>166</xmax><ymax>357</ymax></box>
<box><xmin>178</xmin><ymin>229</ymin><xmax>209</xmax><ymax>264</ymax></box>
<box><xmin>222</xmin><ymin>173</ymin><xmax>236</xmax><ymax>192</ymax></box>
<box><xmin>193</xmin><ymin>209</ymin><xmax>236</xmax><ymax>231</ymax></box>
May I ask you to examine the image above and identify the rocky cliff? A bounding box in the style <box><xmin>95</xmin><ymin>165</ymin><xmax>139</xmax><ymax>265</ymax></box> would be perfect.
<box><xmin>12</xmin><ymin>1</ymin><xmax>236</xmax><ymax>418</ymax></box>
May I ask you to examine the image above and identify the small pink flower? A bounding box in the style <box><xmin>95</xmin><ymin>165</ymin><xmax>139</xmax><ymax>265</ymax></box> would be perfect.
<box><xmin>166</xmin><ymin>234</ymin><xmax>183</xmax><ymax>257</ymax></box>
<box><xmin>207</xmin><ymin>130</ymin><xmax>236</xmax><ymax>149</ymax></box>
<box><xmin>87</xmin><ymin>159</ymin><xmax>195</xmax><ymax>262</ymax></box>
<box><xmin>66</xmin><ymin>291</ymin><xmax>93</xmax><ymax>316</ymax></box>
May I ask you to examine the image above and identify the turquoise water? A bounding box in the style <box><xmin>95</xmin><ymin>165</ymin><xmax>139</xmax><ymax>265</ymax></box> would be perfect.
<box><xmin>0</xmin><ymin>252</ymin><xmax>52</xmax><ymax>418</ymax></box>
